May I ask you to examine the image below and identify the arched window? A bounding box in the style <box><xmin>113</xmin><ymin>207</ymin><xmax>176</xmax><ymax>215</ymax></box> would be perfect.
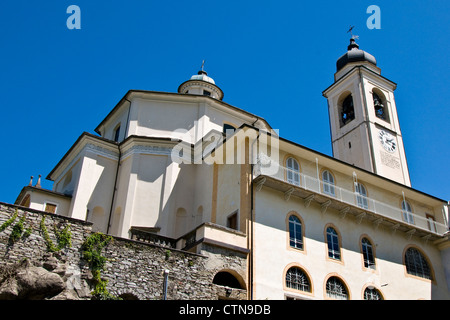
<box><xmin>326</xmin><ymin>227</ymin><xmax>341</xmax><ymax>260</ymax></box>
<box><xmin>404</xmin><ymin>247</ymin><xmax>432</xmax><ymax>280</ymax></box>
<box><xmin>288</xmin><ymin>215</ymin><xmax>303</xmax><ymax>249</ymax></box>
<box><xmin>223</xmin><ymin>123</ymin><xmax>236</xmax><ymax>136</ymax></box>
<box><xmin>286</xmin><ymin>157</ymin><xmax>300</xmax><ymax>186</ymax></box>
<box><xmin>322</xmin><ymin>170</ymin><xmax>335</xmax><ymax>196</ymax></box>
<box><xmin>326</xmin><ymin>276</ymin><xmax>348</xmax><ymax>300</ymax></box>
<box><xmin>401</xmin><ymin>200</ymin><xmax>414</xmax><ymax>224</ymax></box>
<box><xmin>373</xmin><ymin>92</ymin><xmax>386</xmax><ymax>120</ymax></box>
<box><xmin>364</xmin><ymin>287</ymin><xmax>383</xmax><ymax>300</ymax></box>
<box><xmin>355</xmin><ymin>182</ymin><xmax>368</xmax><ymax>209</ymax></box>
<box><xmin>340</xmin><ymin>94</ymin><xmax>355</xmax><ymax>126</ymax></box>
<box><xmin>285</xmin><ymin>267</ymin><xmax>311</xmax><ymax>292</ymax></box>
<box><xmin>372</xmin><ymin>89</ymin><xmax>390</xmax><ymax>123</ymax></box>
<box><xmin>361</xmin><ymin>237</ymin><xmax>376</xmax><ymax>269</ymax></box>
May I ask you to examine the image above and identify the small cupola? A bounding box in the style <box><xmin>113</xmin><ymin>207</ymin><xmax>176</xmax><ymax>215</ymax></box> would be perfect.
<box><xmin>336</xmin><ymin>37</ymin><xmax>377</xmax><ymax>72</ymax></box>
<box><xmin>178</xmin><ymin>63</ymin><xmax>224</xmax><ymax>100</ymax></box>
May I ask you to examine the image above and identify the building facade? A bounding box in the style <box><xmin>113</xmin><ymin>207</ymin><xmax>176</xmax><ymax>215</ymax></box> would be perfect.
<box><xmin>14</xmin><ymin>38</ymin><xmax>450</xmax><ymax>299</ymax></box>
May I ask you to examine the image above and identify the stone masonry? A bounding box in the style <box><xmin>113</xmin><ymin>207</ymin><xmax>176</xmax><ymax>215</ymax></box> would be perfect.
<box><xmin>0</xmin><ymin>203</ymin><xmax>247</xmax><ymax>300</ymax></box>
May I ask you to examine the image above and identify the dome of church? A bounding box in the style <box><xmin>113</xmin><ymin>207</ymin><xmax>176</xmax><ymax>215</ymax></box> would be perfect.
<box><xmin>336</xmin><ymin>38</ymin><xmax>377</xmax><ymax>71</ymax></box>
<box><xmin>190</xmin><ymin>70</ymin><xmax>216</xmax><ymax>84</ymax></box>
<box><xmin>178</xmin><ymin>66</ymin><xmax>224</xmax><ymax>100</ymax></box>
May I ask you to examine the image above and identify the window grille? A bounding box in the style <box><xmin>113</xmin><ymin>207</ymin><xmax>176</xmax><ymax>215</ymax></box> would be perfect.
<box><xmin>286</xmin><ymin>267</ymin><xmax>311</xmax><ymax>292</ymax></box>
<box><xmin>405</xmin><ymin>248</ymin><xmax>432</xmax><ymax>280</ymax></box>
<box><xmin>326</xmin><ymin>277</ymin><xmax>348</xmax><ymax>300</ymax></box>
<box><xmin>364</xmin><ymin>287</ymin><xmax>383</xmax><ymax>300</ymax></box>
<box><xmin>288</xmin><ymin>215</ymin><xmax>303</xmax><ymax>249</ymax></box>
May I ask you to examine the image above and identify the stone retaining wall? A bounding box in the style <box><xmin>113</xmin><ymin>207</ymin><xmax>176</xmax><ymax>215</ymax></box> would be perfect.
<box><xmin>0</xmin><ymin>203</ymin><xmax>247</xmax><ymax>300</ymax></box>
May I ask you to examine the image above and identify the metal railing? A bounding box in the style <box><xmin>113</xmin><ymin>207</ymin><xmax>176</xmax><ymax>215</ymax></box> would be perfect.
<box><xmin>253</xmin><ymin>162</ymin><xmax>448</xmax><ymax>236</ymax></box>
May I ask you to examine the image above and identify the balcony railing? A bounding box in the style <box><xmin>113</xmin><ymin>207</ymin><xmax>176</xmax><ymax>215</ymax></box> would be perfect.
<box><xmin>130</xmin><ymin>227</ymin><xmax>177</xmax><ymax>248</ymax></box>
<box><xmin>253</xmin><ymin>162</ymin><xmax>448</xmax><ymax>236</ymax></box>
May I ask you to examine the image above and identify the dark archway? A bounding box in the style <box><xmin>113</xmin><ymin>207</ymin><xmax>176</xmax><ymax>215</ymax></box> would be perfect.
<box><xmin>213</xmin><ymin>271</ymin><xmax>245</xmax><ymax>289</ymax></box>
<box><xmin>119</xmin><ymin>293</ymin><xmax>139</xmax><ymax>300</ymax></box>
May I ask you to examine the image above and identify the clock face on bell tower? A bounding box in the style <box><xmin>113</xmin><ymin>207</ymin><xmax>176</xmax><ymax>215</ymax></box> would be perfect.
<box><xmin>322</xmin><ymin>37</ymin><xmax>411</xmax><ymax>187</ymax></box>
<box><xmin>378</xmin><ymin>129</ymin><xmax>396</xmax><ymax>153</ymax></box>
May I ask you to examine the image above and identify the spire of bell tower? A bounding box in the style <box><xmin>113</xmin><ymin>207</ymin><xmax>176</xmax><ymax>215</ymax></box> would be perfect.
<box><xmin>335</xmin><ymin>34</ymin><xmax>378</xmax><ymax>80</ymax></box>
<box><xmin>347</xmin><ymin>37</ymin><xmax>359</xmax><ymax>50</ymax></box>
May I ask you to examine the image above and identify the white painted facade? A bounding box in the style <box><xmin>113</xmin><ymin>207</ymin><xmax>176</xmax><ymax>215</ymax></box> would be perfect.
<box><xmin>14</xmin><ymin>42</ymin><xmax>450</xmax><ymax>299</ymax></box>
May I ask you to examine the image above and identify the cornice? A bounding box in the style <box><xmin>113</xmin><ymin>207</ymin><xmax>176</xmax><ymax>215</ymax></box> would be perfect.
<box><xmin>323</xmin><ymin>66</ymin><xmax>397</xmax><ymax>98</ymax></box>
<box><xmin>177</xmin><ymin>79</ymin><xmax>224</xmax><ymax>99</ymax></box>
<box><xmin>47</xmin><ymin>132</ymin><xmax>119</xmax><ymax>181</ymax></box>
<box><xmin>94</xmin><ymin>90</ymin><xmax>272</xmax><ymax>136</ymax></box>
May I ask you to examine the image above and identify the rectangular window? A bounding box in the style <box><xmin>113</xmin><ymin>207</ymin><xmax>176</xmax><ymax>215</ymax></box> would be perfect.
<box><xmin>44</xmin><ymin>203</ymin><xmax>57</xmax><ymax>214</ymax></box>
<box><xmin>227</xmin><ymin>211</ymin><xmax>238</xmax><ymax>230</ymax></box>
<box><xmin>203</xmin><ymin>90</ymin><xmax>211</xmax><ymax>97</ymax></box>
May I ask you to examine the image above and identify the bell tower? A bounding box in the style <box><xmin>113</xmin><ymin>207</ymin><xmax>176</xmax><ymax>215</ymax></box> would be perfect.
<box><xmin>323</xmin><ymin>37</ymin><xmax>411</xmax><ymax>186</ymax></box>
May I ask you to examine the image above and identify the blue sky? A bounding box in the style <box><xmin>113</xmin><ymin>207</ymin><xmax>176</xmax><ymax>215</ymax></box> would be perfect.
<box><xmin>0</xmin><ymin>0</ymin><xmax>449</xmax><ymax>204</ymax></box>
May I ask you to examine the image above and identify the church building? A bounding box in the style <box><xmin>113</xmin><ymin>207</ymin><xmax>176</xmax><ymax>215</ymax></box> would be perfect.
<box><xmin>14</xmin><ymin>37</ymin><xmax>450</xmax><ymax>299</ymax></box>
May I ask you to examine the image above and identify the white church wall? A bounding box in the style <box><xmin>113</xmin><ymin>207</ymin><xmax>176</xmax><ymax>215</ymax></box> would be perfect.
<box><xmin>53</xmin><ymin>158</ymin><xmax>81</xmax><ymax>196</ymax></box>
<box><xmin>110</xmin><ymin>153</ymin><xmax>134</xmax><ymax>238</ymax></box>
<box><xmin>102</xmin><ymin>101</ymin><xmax>130</xmax><ymax>142</ymax></box>
<box><xmin>193</xmin><ymin>163</ymin><xmax>214</xmax><ymax>226</ymax></box>
<box><xmin>68</xmin><ymin>149</ymin><xmax>116</xmax><ymax>222</ymax></box>
<box><xmin>253</xmin><ymin>186</ymin><xmax>450</xmax><ymax>300</ymax></box>
<box><xmin>84</xmin><ymin>154</ymin><xmax>118</xmax><ymax>233</ymax></box>
<box><xmin>120</xmin><ymin>96</ymin><xmax>252</xmax><ymax>145</ymax></box>
<box><xmin>131</xmin><ymin>154</ymin><xmax>170</xmax><ymax>230</ymax></box>
<box><xmin>133</xmin><ymin>98</ymin><xmax>199</xmax><ymax>141</ymax></box>
<box><xmin>215</xmin><ymin>164</ymin><xmax>241</xmax><ymax>229</ymax></box>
